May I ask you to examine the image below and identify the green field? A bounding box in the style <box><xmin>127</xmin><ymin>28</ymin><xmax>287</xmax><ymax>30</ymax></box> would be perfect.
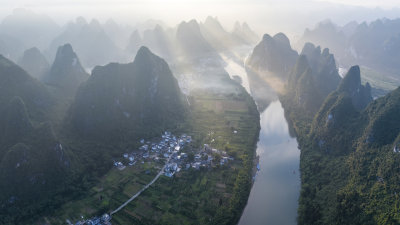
<box><xmin>360</xmin><ymin>66</ymin><xmax>400</xmax><ymax>96</ymax></box>
<box><xmin>40</xmin><ymin>85</ymin><xmax>260</xmax><ymax>225</ymax></box>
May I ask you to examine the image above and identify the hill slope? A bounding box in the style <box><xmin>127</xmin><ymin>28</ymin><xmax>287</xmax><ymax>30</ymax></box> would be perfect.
<box><xmin>69</xmin><ymin>46</ymin><xmax>187</xmax><ymax>141</ymax></box>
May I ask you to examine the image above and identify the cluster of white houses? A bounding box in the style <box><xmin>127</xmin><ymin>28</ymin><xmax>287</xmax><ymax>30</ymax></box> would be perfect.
<box><xmin>113</xmin><ymin>131</ymin><xmax>233</xmax><ymax>177</ymax></box>
<box><xmin>71</xmin><ymin>213</ymin><xmax>111</xmax><ymax>225</ymax></box>
<box><xmin>73</xmin><ymin>132</ymin><xmax>235</xmax><ymax>224</ymax></box>
<box><xmin>113</xmin><ymin>132</ymin><xmax>192</xmax><ymax>173</ymax></box>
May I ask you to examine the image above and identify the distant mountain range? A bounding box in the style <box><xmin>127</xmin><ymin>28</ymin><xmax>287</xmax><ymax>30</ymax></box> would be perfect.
<box><xmin>17</xmin><ymin>47</ymin><xmax>50</xmax><ymax>80</ymax></box>
<box><xmin>247</xmin><ymin>31</ymin><xmax>374</xmax><ymax>115</ymax></box>
<box><xmin>298</xmin><ymin>18</ymin><xmax>400</xmax><ymax>78</ymax></box>
<box><xmin>0</xmin><ymin>9</ymin><xmax>258</xmax><ymax>71</ymax></box>
<box><xmin>200</xmin><ymin>16</ymin><xmax>258</xmax><ymax>52</ymax></box>
<box><xmin>47</xmin><ymin>18</ymin><xmax>124</xmax><ymax>68</ymax></box>
<box><xmin>0</xmin><ymin>8</ymin><xmax>60</xmax><ymax>55</ymax></box>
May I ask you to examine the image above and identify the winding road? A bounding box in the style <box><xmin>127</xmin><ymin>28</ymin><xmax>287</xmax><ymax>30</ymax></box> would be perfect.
<box><xmin>110</xmin><ymin>156</ymin><xmax>172</xmax><ymax>215</ymax></box>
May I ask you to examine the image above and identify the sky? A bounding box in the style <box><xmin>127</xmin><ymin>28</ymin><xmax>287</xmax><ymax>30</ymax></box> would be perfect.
<box><xmin>1</xmin><ymin>0</ymin><xmax>399</xmax><ymax>9</ymax></box>
<box><xmin>0</xmin><ymin>0</ymin><xmax>399</xmax><ymax>7</ymax></box>
<box><xmin>0</xmin><ymin>0</ymin><xmax>399</xmax><ymax>38</ymax></box>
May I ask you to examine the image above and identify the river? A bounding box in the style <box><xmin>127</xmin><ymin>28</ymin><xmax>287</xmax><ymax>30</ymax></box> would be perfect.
<box><xmin>224</xmin><ymin>56</ymin><xmax>301</xmax><ymax>225</ymax></box>
<box><xmin>238</xmin><ymin>101</ymin><xmax>300</xmax><ymax>225</ymax></box>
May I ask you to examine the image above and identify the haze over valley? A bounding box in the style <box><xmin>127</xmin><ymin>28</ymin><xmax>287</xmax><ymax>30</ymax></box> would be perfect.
<box><xmin>0</xmin><ymin>1</ymin><xmax>399</xmax><ymax>225</ymax></box>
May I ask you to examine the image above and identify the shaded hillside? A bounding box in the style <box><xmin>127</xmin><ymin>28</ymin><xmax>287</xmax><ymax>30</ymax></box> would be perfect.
<box><xmin>0</xmin><ymin>55</ymin><xmax>52</xmax><ymax>121</ymax></box>
<box><xmin>247</xmin><ymin>33</ymin><xmax>298</xmax><ymax>76</ymax></box>
<box><xmin>280</xmin><ymin>65</ymin><xmax>400</xmax><ymax>225</ymax></box>
<box><xmin>297</xmin><ymin>87</ymin><xmax>398</xmax><ymax>225</ymax></box>
<box><xmin>17</xmin><ymin>47</ymin><xmax>50</xmax><ymax>80</ymax></box>
<box><xmin>245</xmin><ymin>32</ymin><xmax>298</xmax><ymax>110</ymax></box>
<box><xmin>285</xmin><ymin>43</ymin><xmax>341</xmax><ymax>114</ymax></box>
<box><xmin>0</xmin><ymin>97</ymin><xmax>71</xmax><ymax>224</ymax></box>
<box><xmin>44</xmin><ymin>43</ymin><xmax>89</xmax><ymax>94</ymax></box>
<box><xmin>300</xmin><ymin>43</ymin><xmax>341</xmax><ymax>98</ymax></box>
<box><xmin>69</xmin><ymin>46</ymin><xmax>187</xmax><ymax>141</ymax></box>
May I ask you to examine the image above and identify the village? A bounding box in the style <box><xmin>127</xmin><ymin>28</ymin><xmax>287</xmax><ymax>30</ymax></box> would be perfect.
<box><xmin>72</xmin><ymin>131</ymin><xmax>234</xmax><ymax>225</ymax></box>
<box><xmin>113</xmin><ymin>131</ymin><xmax>234</xmax><ymax>177</ymax></box>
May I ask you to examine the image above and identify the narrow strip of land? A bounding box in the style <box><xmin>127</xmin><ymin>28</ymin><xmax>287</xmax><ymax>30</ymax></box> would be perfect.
<box><xmin>110</xmin><ymin>156</ymin><xmax>172</xmax><ymax>215</ymax></box>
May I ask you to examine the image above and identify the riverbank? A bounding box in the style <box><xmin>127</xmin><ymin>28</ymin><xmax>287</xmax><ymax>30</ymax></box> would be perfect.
<box><xmin>238</xmin><ymin>101</ymin><xmax>300</xmax><ymax>225</ymax></box>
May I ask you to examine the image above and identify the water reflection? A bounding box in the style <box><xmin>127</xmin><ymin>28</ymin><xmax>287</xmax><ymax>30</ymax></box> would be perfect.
<box><xmin>239</xmin><ymin>101</ymin><xmax>300</xmax><ymax>225</ymax></box>
<box><xmin>222</xmin><ymin>54</ymin><xmax>251</xmax><ymax>93</ymax></box>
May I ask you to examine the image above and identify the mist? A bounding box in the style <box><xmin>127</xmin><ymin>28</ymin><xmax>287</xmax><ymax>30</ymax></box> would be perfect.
<box><xmin>1</xmin><ymin>1</ymin><xmax>400</xmax><ymax>224</ymax></box>
<box><xmin>1</xmin><ymin>0</ymin><xmax>400</xmax><ymax>39</ymax></box>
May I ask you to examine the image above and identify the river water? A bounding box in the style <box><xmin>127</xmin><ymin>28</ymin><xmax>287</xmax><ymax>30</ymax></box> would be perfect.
<box><xmin>238</xmin><ymin>101</ymin><xmax>300</xmax><ymax>225</ymax></box>
<box><xmin>224</xmin><ymin>57</ymin><xmax>301</xmax><ymax>225</ymax></box>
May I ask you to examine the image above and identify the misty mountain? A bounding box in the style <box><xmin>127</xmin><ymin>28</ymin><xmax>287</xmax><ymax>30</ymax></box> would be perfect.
<box><xmin>48</xmin><ymin>17</ymin><xmax>123</xmax><ymax>68</ymax></box>
<box><xmin>17</xmin><ymin>47</ymin><xmax>50</xmax><ymax>80</ymax></box>
<box><xmin>176</xmin><ymin>19</ymin><xmax>221</xmax><ymax>62</ymax></box>
<box><xmin>200</xmin><ymin>16</ymin><xmax>233</xmax><ymax>50</ymax></box>
<box><xmin>69</xmin><ymin>46</ymin><xmax>187</xmax><ymax>141</ymax></box>
<box><xmin>0</xmin><ymin>8</ymin><xmax>60</xmax><ymax>51</ymax></box>
<box><xmin>247</xmin><ymin>33</ymin><xmax>298</xmax><ymax>76</ymax></box>
<box><xmin>135</xmin><ymin>19</ymin><xmax>168</xmax><ymax>33</ymax></box>
<box><xmin>231</xmin><ymin>21</ymin><xmax>259</xmax><ymax>45</ymax></box>
<box><xmin>103</xmin><ymin>19</ymin><xmax>133</xmax><ymax>49</ymax></box>
<box><xmin>125</xmin><ymin>30</ymin><xmax>142</xmax><ymax>56</ymax></box>
<box><xmin>141</xmin><ymin>25</ymin><xmax>174</xmax><ymax>60</ymax></box>
<box><xmin>300</xmin><ymin>18</ymin><xmax>400</xmax><ymax>78</ymax></box>
<box><xmin>200</xmin><ymin>16</ymin><xmax>238</xmax><ymax>51</ymax></box>
<box><xmin>300</xmin><ymin>43</ymin><xmax>341</xmax><ymax>98</ymax></box>
<box><xmin>284</xmin><ymin>43</ymin><xmax>342</xmax><ymax>114</ymax></box>
<box><xmin>0</xmin><ymin>55</ymin><xmax>52</xmax><ymax>121</ymax></box>
<box><xmin>297</xmin><ymin>20</ymin><xmax>346</xmax><ymax>61</ymax></box>
<box><xmin>199</xmin><ymin>16</ymin><xmax>258</xmax><ymax>52</ymax></box>
<box><xmin>245</xmin><ymin>33</ymin><xmax>298</xmax><ymax>110</ymax></box>
<box><xmin>44</xmin><ymin>44</ymin><xmax>89</xmax><ymax>93</ymax></box>
<box><xmin>0</xmin><ymin>33</ymin><xmax>26</xmax><ymax>62</ymax></box>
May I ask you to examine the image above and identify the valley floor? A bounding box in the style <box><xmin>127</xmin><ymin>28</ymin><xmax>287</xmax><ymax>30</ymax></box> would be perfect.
<box><xmin>39</xmin><ymin>81</ymin><xmax>260</xmax><ymax>225</ymax></box>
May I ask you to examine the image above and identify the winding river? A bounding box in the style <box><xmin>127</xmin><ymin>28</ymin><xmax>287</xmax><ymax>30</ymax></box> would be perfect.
<box><xmin>224</xmin><ymin>57</ymin><xmax>301</xmax><ymax>225</ymax></box>
<box><xmin>238</xmin><ymin>101</ymin><xmax>300</xmax><ymax>225</ymax></box>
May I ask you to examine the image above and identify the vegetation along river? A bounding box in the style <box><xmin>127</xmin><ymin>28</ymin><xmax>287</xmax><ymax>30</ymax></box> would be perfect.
<box><xmin>224</xmin><ymin>57</ymin><xmax>301</xmax><ymax>225</ymax></box>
